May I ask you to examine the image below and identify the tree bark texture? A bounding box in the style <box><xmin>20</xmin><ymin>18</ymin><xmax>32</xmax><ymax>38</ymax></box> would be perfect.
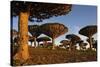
<box><xmin>13</xmin><ymin>12</ymin><xmax>29</xmax><ymax>63</ymax></box>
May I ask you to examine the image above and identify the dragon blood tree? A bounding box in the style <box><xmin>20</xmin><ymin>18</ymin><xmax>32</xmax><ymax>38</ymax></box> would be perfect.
<box><xmin>60</xmin><ymin>40</ymin><xmax>70</xmax><ymax>48</ymax></box>
<box><xmin>79</xmin><ymin>25</ymin><xmax>97</xmax><ymax>50</ymax></box>
<box><xmin>36</xmin><ymin>37</ymin><xmax>51</xmax><ymax>47</ymax></box>
<box><xmin>66</xmin><ymin>34</ymin><xmax>81</xmax><ymax>51</ymax></box>
<box><xmin>41</xmin><ymin>23</ymin><xmax>68</xmax><ymax>49</ymax></box>
<box><xmin>28</xmin><ymin>25</ymin><xmax>41</xmax><ymax>47</ymax></box>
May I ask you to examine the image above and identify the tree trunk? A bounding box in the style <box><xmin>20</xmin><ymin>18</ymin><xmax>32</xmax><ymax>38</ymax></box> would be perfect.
<box><xmin>45</xmin><ymin>41</ymin><xmax>47</xmax><ymax>47</ymax></box>
<box><xmin>52</xmin><ymin>38</ymin><xmax>55</xmax><ymax>49</ymax></box>
<box><xmin>43</xmin><ymin>41</ymin><xmax>45</xmax><ymax>47</ymax></box>
<box><xmin>79</xmin><ymin>43</ymin><xmax>82</xmax><ymax>50</ymax></box>
<box><xmin>31</xmin><ymin>41</ymin><xmax>33</xmax><ymax>46</ymax></box>
<box><xmin>69</xmin><ymin>42</ymin><xmax>72</xmax><ymax>51</ymax></box>
<box><xmin>89</xmin><ymin>36</ymin><xmax>92</xmax><ymax>50</ymax></box>
<box><xmin>34</xmin><ymin>37</ymin><xmax>37</xmax><ymax>48</ymax></box>
<box><xmin>13</xmin><ymin>12</ymin><xmax>29</xmax><ymax>63</ymax></box>
<box><xmin>43</xmin><ymin>41</ymin><xmax>47</xmax><ymax>47</ymax></box>
<box><xmin>79</xmin><ymin>45</ymin><xmax>81</xmax><ymax>50</ymax></box>
<box><xmin>37</xmin><ymin>42</ymin><xmax>39</xmax><ymax>47</ymax></box>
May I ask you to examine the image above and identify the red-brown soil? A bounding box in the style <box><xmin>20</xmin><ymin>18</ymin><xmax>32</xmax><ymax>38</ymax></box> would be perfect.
<box><xmin>13</xmin><ymin>47</ymin><xmax>97</xmax><ymax>66</ymax></box>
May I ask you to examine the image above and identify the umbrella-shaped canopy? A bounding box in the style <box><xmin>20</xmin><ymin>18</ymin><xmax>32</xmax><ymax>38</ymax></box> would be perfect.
<box><xmin>12</xmin><ymin>1</ymin><xmax>72</xmax><ymax>22</ymax></box>
<box><xmin>66</xmin><ymin>34</ymin><xmax>81</xmax><ymax>43</ymax></box>
<box><xmin>76</xmin><ymin>40</ymin><xmax>83</xmax><ymax>44</ymax></box>
<box><xmin>79</xmin><ymin>25</ymin><xmax>97</xmax><ymax>37</ymax></box>
<box><xmin>37</xmin><ymin>37</ymin><xmax>51</xmax><ymax>42</ymax></box>
<box><xmin>40</xmin><ymin>23</ymin><xmax>68</xmax><ymax>38</ymax></box>
<box><xmin>79</xmin><ymin>25</ymin><xmax>97</xmax><ymax>49</ymax></box>
<box><xmin>60</xmin><ymin>40</ymin><xmax>70</xmax><ymax>45</ymax></box>
<box><xmin>66</xmin><ymin>34</ymin><xmax>81</xmax><ymax>51</ymax></box>
<box><xmin>28</xmin><ymin>25</ymin><xmax>41</xmax><ymax>37</ymax></box>
<box><xmin>40</xmin><ymin>23</ymin><xmax>68</xmax><ymax>49</ymax></box>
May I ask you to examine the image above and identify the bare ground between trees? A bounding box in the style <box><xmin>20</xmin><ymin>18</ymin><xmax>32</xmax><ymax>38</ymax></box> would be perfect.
<box><xmin>13</xmin><ymin>47</ymin><xmax>97</xmax><ymax>66</ymax></box>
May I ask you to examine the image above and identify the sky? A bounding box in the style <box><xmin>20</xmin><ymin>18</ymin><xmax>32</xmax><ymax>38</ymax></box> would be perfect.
<box><xmin>12</xmin><ymin>4</ymin><xmax>97</xmax><ymax>46</ymax></box>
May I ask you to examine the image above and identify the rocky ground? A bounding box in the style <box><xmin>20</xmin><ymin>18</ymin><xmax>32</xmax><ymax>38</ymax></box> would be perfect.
<box><xmin>13</xmin><ymin>47</ymin><xmax>97</xmax><ymax>66</ymax></box>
